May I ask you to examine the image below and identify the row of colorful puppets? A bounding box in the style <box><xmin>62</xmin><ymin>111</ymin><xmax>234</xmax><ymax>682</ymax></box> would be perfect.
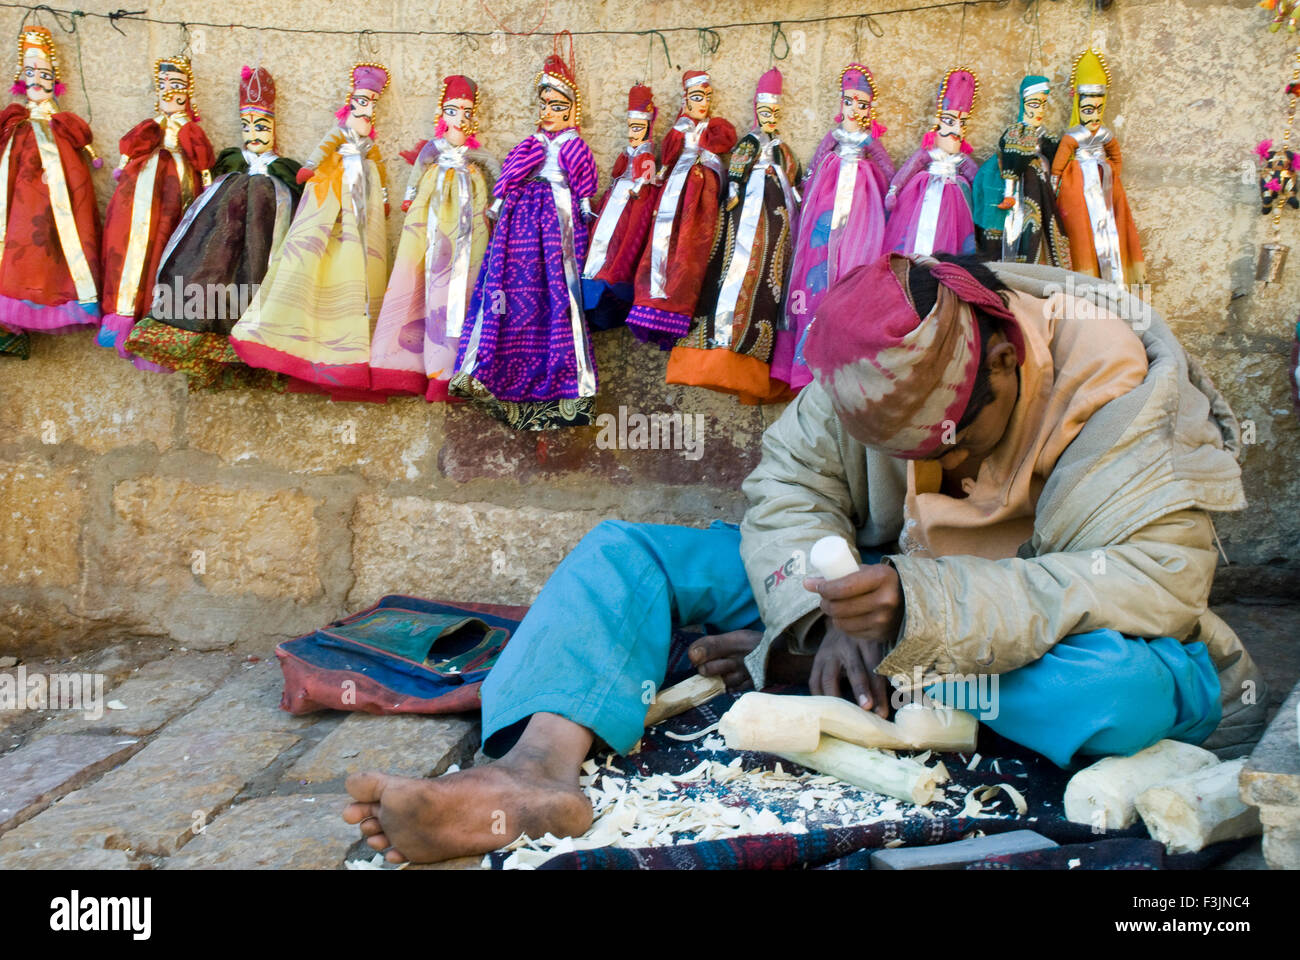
<box><xmin>0</xmin><ymin>26</ymin><xmax>1143</xmax><ymax>429</ymax></box>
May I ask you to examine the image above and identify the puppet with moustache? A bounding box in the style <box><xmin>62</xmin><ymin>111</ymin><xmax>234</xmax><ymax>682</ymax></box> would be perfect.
<box><xmin>125</xmin><ymin>66</ymin><xmax>303</xmax><ymax>389</ymax></box>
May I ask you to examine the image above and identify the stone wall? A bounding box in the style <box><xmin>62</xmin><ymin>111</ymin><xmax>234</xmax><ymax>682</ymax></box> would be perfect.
<box><xmin>1</xmin><ymin>0</ymin><xmax>1296</xmax><ymax>656</ymax></box>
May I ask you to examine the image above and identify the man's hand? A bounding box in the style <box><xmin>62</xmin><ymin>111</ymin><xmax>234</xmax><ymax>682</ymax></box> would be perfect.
<box><xmin>688</xmin><ymin>629</ymin><xmax>761</xmax><ymax>693</ymax></box>
<box><xmin>803</xmin><ymin>564</ymin><xmax>905</xmax><ymax>717</ymax></box>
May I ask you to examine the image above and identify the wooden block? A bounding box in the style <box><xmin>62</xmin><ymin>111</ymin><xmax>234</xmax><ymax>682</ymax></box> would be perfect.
<box><xmin>870</xmin><ymin>830</ymin><xmax>1058</xmax><ymax>870</ymax></box>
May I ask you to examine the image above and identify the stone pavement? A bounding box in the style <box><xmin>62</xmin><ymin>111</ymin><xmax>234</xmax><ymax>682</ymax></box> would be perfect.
<box><xmin>0</xmin><ymin>599</ymin><xmax>1294</xmax><ymax>870</ymax></box>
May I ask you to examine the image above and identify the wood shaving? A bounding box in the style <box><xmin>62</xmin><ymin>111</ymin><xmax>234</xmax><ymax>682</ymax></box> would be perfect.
<box><xmin>663</xmin><ymin>722</ymin><xmax>721</xmax><ymax>741</ymax></box>
<box><xmin>966</xmin><ymin>753</ymin><xmax>982</xmax><ymax>772</ymax></box>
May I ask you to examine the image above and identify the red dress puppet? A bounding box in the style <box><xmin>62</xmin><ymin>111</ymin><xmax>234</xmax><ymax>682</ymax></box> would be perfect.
<box><xmin>625</xmin><ymin>70</ymin><xmax>737</xmax><ymax>347</ymax></box>
<box><xmin>0</xmin><ymin>26</ymin><xmax>102</xmax><ymax>336</ymax></box>
<box><xmin>580</xmin><ymin>83</ymin><xmax>659</xmax><ymax>331</ymax></box>
<box><xmin>97</xmin><ymin>55</ymin><xmax>214</xmax><ymax>371</ymax></box>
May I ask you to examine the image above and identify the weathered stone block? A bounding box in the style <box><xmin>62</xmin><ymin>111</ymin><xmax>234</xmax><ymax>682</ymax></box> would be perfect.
<box><xmin>185</xmin><ymin>389</ymin><xmax>442</xmax><ymax>482</ymax></box>
<box><xmin>167</xmin><ymin>794</ymin><xmax>357</xmax><ymax>869</ymax></box>
<box><xmin>0</xmin><ymin>729</ymin><xmax>299</xmax><ymax>858</ymax></box>
<box><xmin>108</xmin><ymin>478</ymin><xmax>322</xmax><ymax>600</ymax></box>
<box><xmin>166</xmin><ymin>659</ymin><xmax>320</xmax><ymax>736</ymax></box>
<box><xmin>288</xmin><ymin>713</ymin><xmax>478</xmax><ymax>783</ymax></box>
<box><xmin>0</xmin><ymin>734</ymin><xmax>143</xmax><ymax>834</ymax></box>
<box><xmin>0</xmin><ymin>331</ymin><xmax>175</xmax><ymax>452</ymax></box>
<box><xmin>349</xmin><ymin>497</ymin><xmax>608</xmax><ymax>607</ymax></box>
<box><xmin>0</xmin><ymin>459</ymin><xmax>84</xmax><ymax>587</ymax></box>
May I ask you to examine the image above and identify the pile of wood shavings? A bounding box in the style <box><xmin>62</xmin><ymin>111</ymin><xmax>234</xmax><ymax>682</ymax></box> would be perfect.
<box><xmin>490</xmin><ymin>750</ymin><xmax>984</xmax><ymax>870</ymax></box>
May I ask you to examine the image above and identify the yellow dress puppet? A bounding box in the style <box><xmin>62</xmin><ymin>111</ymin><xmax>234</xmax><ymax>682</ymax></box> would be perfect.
<box><xmin>230</xmin><ymin>62</ymin><xmax>390</xmax><ymax>400</ymax></box>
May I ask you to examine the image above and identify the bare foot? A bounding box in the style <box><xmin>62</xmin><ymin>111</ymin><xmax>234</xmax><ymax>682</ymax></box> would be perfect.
<box><xmin>342</xmin><ymin>756</ymin><xmax>593</xmax><ymax>864</ymax></box>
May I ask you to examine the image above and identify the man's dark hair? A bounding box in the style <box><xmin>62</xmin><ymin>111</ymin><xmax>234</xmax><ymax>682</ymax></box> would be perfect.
<box><xmin>906</xmin><ymin>254</ymin><xmax>1013</xmax><ymax>433</ymax></box>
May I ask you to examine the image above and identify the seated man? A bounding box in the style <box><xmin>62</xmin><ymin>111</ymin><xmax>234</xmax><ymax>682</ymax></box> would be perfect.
<box><xmin>343</xmin><ymin>254</ymin><xmax>1267</xmax><ymax>864</ymax></box>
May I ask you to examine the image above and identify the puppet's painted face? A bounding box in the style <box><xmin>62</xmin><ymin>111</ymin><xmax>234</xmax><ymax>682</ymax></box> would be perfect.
<box><xmin>441</xmin><ymin>97</ymin><xmax>473</xmax><ymax>145</ymax></box>
<box><xmin>935</xmin><ymin>108</ymin><xmax>968</xmax><ymax>154</ymax></box>
<box><xmin>157</xmin><ymin>66</ymin><xmax>190</xmax><ymax>115</ymax></box>
<box><xmin>240</xmin><ymin>111</ymin><xmax>275</xmax><ymax>154</ymax></box>
<box><xmin>756</xmin><ymin>102</ymin><xmax>780</xmax><ymax>134</ymax></box>
<box><xmin>348</xmin><ymin>87</ymin><xmax>378</xmax><ymax>135</ymax></box>
<box><xmin>840</xmin><ymin>87</ymin><xmax>873</xmax><ymax>131</ymax></box>
<box><xmin>22</xmin><ymin>51</ymin><xmax>54</xmax><ymax>103</ymax></box>
<box><xmin>627</xmin><ymin>116</ymin><xmax>649</xmax><ymax>147</ymax></box>
<box><xmin>1078</xmin><ymin>93</ymin><xmax>1106</xmax><ymax>133</ymax></box>
<box><xmin>683</xmin><ymin>83</ymin><xmax>712</xmax><ymax>121</ymax></box>
<box><xmin>1021</xmin><ymin>92</ymin><xmax>1047</xmax><ymax>128</ymax></box>
<box><xmin>538</xmin><ymin>88</ymin><xmax>574</xmax><ymax>131</ymax></box>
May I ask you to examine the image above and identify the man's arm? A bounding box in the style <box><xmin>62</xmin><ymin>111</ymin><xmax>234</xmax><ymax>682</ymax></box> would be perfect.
<box><xmin>879</xmin><ymin>507</ymin><xmax>1219</xmax><ymax>684</ymax></box>
<box><xmin>739</xmin><ymin>384</ymin><xmax>866</xmax><ymax>686</ymax></box>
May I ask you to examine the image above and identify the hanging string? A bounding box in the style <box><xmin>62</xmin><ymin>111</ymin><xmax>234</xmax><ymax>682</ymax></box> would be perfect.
<box><xmin>644</xmin><ymin>29</ymin><xmax>673</xmax><ymax>78</ymax></box>
<box><xmin>178</xmin><ymin>20</ymin><xmax>191</xmax><ymax>57</ymax></box>
<box><xmin>770</xmin><ymin>21</ymin><xmax>789</xmax><ymax>63</ymax></box>
<box><xmin>0</xmin><ymin>0</ymin><xmax>1013</xmax><ymax>39</ymax></box>
<box><xmin>1026</xmin><ymin>0</ymin><xmax>1045</xmax><ymax>73</ymax></box>
<box><xmin>957</xmin><ymin>2</ymin><xmax>968</xmax><ymax>60</ymax></box>
<box><xmin>697</xmin><ymin>27</ymin><xmax>720</xmax><ymax>69</ymax></box>
<box><xmin>852</xmin><ymin>14</ymin><xmax>885</xmax><ymax>61</ymax></box>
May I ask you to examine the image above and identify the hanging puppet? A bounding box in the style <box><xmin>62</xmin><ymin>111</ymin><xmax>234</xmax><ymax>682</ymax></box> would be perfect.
<box><xmin>882</xmin><ymin>67</ymin><xmax>979</xmax><ymax>258</ymax></box>
<box><xmin>125</xmin><ymin>66</ymin><xmax>302</xmax><ymax>390</ymax></box>
<box><xmin>99</xmin><ymin>54</ymin><xmax>214</xmax><ymax>370</ymax></box>
<box><xmin>667</xmin><ymin>67</ymin><xmax>799</xmax><ymax>404</ymax></box>
<box><xmin>369</xmin><ymin>75</ymin><xmax>498</xmax><ymax>401</ymax></box>
<box><xmin>625</xmin><ymin>69</ymin><xmax>737</xmax><ymax>347</ymax></box>
<box><xmin>776</xmin><ymin>61</ymin><xmax>893</xmax><ymax>394</ymax></box>
<box><xmin>580</xmin><ymin>83</ymin><xmax>658</xmax><ymax>331</ymax></box>
<box><xmin>229</xmin><ymin>62</ymin><xmax>390</xmax><ymax>399</ymax></box>
<box><xmin>0</xmin><ymin>25</ymin><xmax>101</xmax><ymax>336</ymax></box>
<box><xmin>449</xmin><ymin>48</ymin><xmax>600</xmax><ymax>430</ymax></box>
<box><xmin>972</xmin><ymin>75</ymin><xmax>1069</xmax><ymax>267</ymax></box>
<box><xmin>1051</xmin><ymin>48</ymin><xmax>1145</xmax><ymax>285</ymax></box>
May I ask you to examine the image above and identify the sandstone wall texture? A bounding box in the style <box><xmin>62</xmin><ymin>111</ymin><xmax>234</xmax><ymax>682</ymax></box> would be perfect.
<box><xmin>1</xmin><ymin>0</ymin><xmax>1296</xmax><ymax>656</ymax></box>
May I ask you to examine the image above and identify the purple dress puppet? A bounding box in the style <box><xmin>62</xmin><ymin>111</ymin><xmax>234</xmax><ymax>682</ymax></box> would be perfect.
<box><xmin>775</xmin><ymin>62</ymin><xmax>894</xmax><ymax>394</ymax></box>
<box><xmin>450</xmin><ymin>52</ymin><xmax>600</xmax><ymax>430</ymax></box>
<box><xmin>882</xmin><ymin>68</ymin><xmax>979</xmax><ymax>258</ymax></box>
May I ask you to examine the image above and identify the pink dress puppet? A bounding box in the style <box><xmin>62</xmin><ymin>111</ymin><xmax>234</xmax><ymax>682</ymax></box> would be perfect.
<box><xmin>580</xmin><ymin>83</ymin><xmax>659</xmax><ymax>331</ymax></box>
<box><xmin>98</xmin><ymin>55</ymin><xmax>215</xmax><ymax>371</ymax></box>
<box><xmin>775</xmin><ymin>62</ymin><xmax>893</xmax><ymax>393</ymax></box>
<box><xmin>369</xmin><ymin>75</ymin><xmax>498</xmax><ymax>401</ymax></box>
<box><xmin>882</xmin><ymin>68</ymin><xmax>979</xmax><ymax>258</ymax></box>
<box><xmin>0</xmin><ymin>26</ymin><xmax>102</xmax><ymax>340</ymax></box>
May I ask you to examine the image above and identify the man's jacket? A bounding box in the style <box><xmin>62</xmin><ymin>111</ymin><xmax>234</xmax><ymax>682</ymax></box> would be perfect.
<box><xmin>739</xmin><ymin>262</ymin><xmax>1266</xmax><ymax>752</ymax></box>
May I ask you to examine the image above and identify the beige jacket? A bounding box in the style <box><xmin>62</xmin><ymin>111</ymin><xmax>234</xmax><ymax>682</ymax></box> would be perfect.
<box><xmin>739</xmin><ymin>262</ymin><xmax>1266</xmax><ymax>751</ymax></box>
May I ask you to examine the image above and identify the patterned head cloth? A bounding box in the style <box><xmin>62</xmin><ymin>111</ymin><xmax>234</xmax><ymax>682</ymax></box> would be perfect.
<box><xmin>537</xmin><ymin>53</ymin><xmax>582</xmax><ymax>127</ymax></box>
<box><xmin>439</xmin><ymin>74</ymin><xmax>480</xmax><ymax>136</ymax></box>
<box><xmin>627</xmin><ymin>82</ymin><xmax>655</xmax><ymax>123</ymax></box>
<box><xmin>13</xmin><ymin>24</ymin><xmax>62</xmax><ymax>96</ymax></box>
<box><xmin>1069</xmin><ymin>48</ymin><xmax>1110</xmax><ymax>127</ymax></box>
<box><xmin>802</xmin><ymin>254</ymin><xmax>1024</xmax><ymax>460</ymax></box>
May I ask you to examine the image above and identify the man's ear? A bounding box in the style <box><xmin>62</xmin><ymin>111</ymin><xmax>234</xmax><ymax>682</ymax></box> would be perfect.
<box><xmin>987</xmin><ymin>339</ymin><xmax>1019</xmax><ymax>376</ymax></box>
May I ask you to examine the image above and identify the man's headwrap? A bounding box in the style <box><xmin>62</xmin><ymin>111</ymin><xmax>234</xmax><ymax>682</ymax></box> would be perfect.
<box><xmin>802</xmin><ymin>254</ymin><xmax>1024</xmax><ymax>460</ymax></box>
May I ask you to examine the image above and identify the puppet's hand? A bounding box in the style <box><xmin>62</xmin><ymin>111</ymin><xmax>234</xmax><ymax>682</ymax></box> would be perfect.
<box><xmin>295</xmin><ymin>167</ymin><xmax>315</xmax><ymax>185</ymax></box>
<box><xmin>111</xmin><ymin>167</ymin><xmax>122</xmax><ymax>181</ymax></box>
<box><xmin>996</xmin><ymin>197</ymin><xmax>1016</xmax><ymax>210</ymax></box>
<box><xmin>884</xmin><ymin>185</ymin><xmax>897</xmax><ymax>213</ymax></box>
<box><xmin>401</xmin><ymin>199</ymin><xmax>412</xmax><ymax>213</ymax></box>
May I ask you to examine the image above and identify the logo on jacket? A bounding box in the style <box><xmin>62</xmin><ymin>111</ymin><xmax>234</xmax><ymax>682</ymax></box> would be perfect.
<box><xmin>764</xmin><ymin>550</ymin><xmax>806</xmax><ymax>593</ymax></box>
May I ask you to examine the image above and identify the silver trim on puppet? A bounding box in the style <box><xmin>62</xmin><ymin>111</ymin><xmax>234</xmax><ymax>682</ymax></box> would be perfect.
<box><xmin>532</xmin><ymin>129</ymin><xmax>596</xmax><ymax>397</ymax></box>
<box><xmin>583</xmin><ymin>141</ymin><xmax>654</xmax><ymax>280</ymax></box>
<box><xmin>914</xmin><ymin>148</ymin><xmax>965</xmax><ymax>258</ymax></box>
<box><xmin>338</xmin><ymin>129</ymin><xmax>372</xmax><ymax>315</ymax></box>
<box><xmin>830</xmin><ymin>126</ymin><xmax>871</xmax><ymax>233</ymax></box>
<box><xmin>419</xmin><ymin>138</ymin><xmax>475</xmax><ymax>340</ymax></box>
<box><xmin>712</xmin><ymin>132</ymin><xmax>795</xmax><ymax>347</ymax></box>
<box><xmin>1070</xmin><ymin>124</ymin><xmax>1123</xmax><ymax>285</ymax></box>
<box><xmin>649</xmin><ymin>117</ymin><xmax>723</xmax><ymax>299</ymax></box>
